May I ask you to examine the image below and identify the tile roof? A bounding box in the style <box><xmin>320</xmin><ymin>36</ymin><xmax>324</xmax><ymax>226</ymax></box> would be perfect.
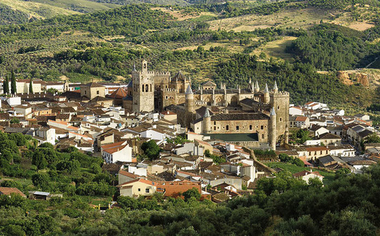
<box><xmin>108</xmin><ymin>87</ymin><xmax>128</xmax><ymax>99</ymax></box>
<box><xmin>119</xmin><ymin>169</ymin><xmax>139</xmax><ymax>179</ymax></box>
<box><xmin>295</xmin><ymin>116</ymin><xmax>308</xmax><ymax>122</ymax></box>
<box><xmin>0</xmin><ymin>187</ymin><xmax>26</xmax><ymax>197</ymax></box>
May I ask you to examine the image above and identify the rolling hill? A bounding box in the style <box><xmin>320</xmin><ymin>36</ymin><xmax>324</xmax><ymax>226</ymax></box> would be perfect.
<box><xmin>0</xmin><ymin>0</ymin><xmax>380</xmax><ymax>109</ymax></box>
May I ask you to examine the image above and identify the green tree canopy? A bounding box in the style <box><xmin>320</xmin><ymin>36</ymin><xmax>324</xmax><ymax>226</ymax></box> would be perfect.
<box><xmin>141</xmin><ymin>140</ymin><xmax>161</xmax><ymax>160</ymax></box>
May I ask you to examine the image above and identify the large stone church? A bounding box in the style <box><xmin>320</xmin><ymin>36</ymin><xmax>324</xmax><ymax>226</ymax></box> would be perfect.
<box><xmin>125</xmin><ymin>60</ymin><xmax>290</xmax><ymax>149</ymax></box>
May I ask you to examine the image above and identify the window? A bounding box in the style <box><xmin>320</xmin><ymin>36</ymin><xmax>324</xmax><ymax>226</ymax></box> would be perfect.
<box><xmin>138</xmin><ymin>188</ymin><xmax>141</xmax><ymax>192</ymax></box>
<box><xmin>236</xmin><ymin>126</ymin><xmax>239</xmax><ymax>131</ymax></box>
<box><xmin>97</xmin><ymin>90</ymin><xmax>99</xmax><ymax>95</ymax></box>
<box><xmin>261</xmin><ymin>125</ymin><xmax>264</xmax><ymax>130</ymax></box>
<box><xmin>84</xmin><ymin>90</ymin><xmax>86</xmax><ymax>94</ymax></box>
<box><xmin>145</xmin><ymin>84</ymin><xmax>149</xmax><ymax>92</ymax></box>
<box><xmin>214</xmin><ymin>126</ymin><xmax>216</xmax><ymax>130</ymax></box>
<box><xmin>145</xmin><ymin>188</ymin><xmax>150</xmax><ymax>193</ymax></box>
<box><xmin>249</xmin><ymin>125</ymin><xmax>252</xmax><ymax>130</ymax></box>
<box><xmin>280</xmin><ymin>118</ymin><xmax>282</xmax><ymax>121</ymax></box>
<box><xmin>278</xmin><ymin>106</ymin><xmax>280</xmax><ymax>110</ymax></box>
<box><xmin>226</xmin><ymin>125</ymin><xmax>229</xmax><ymax>131</ymax></box>
<box><xmin>262</xmin><ymin>134</ymin><xmax>264</xmax><ymax>139</ymax></box>
<box><xmin>142</xmin><ymin>84</ymin><xmax>144</xmax><ymax>92</ymax></box>
<box><xmin>214</xmin><ymin>121</ymin><xmax>216</xmax><ymax>125</ymax></box>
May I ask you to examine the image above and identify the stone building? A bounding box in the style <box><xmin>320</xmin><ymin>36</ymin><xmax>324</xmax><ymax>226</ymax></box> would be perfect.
<box><xmin>80</xmin><ymin>82</ymin><xmax>105</xmax><ymax>100</ymax></box>
<box><xmin>126</xmin><ymin>61</ymin><xmax>290</xmax><ymax>150</ymax></box>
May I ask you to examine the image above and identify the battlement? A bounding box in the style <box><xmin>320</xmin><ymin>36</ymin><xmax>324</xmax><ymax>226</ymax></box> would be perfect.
<box><xmin>163</xmin><ymin>88</ymin><xmax>177</xmax><ymax>92</ymax></box>
<box><xmin>271</xmin><ymin>91</ymin><xmax>289</xmax><ymax>96</ymax></box>
<box><xmin>133</xmin><ymin>70</ymin><xmax>170</xmax><ymax>75</ymax></box>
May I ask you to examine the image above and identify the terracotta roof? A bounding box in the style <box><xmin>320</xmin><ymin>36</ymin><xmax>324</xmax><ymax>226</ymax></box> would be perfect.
<box><xmin>119</xmin><ymin>169</ymin><xmax>139</xmax><ymax>179</ymax></box>
<box><xmin>108</xmin><ymin>87</ymin><xmax>128</xmax><ymax>99</ymax></box>
<box><xmin>101</xmin><ymin>141</ymin><xmax>125</xmax><ymax>149</ymax></box>
<box><xmin>117</xmin><ymin>178</ymin><xmax>157</xmax><ymax>187</ymax></box>
<box><xmin>103</xmin><ymin>145</ymin><xmax>128</xmax><ymax>154</ymax></box>
<box><xmin>161</xmin><ymin>110</ymin><xmax>176</xmax><ymax>115</ymax></box>
<box><xmin>0</xmin><ymin>187</ymin><xmax>26</xmax><ymax>197</ymax></box>
<box><xmin>295</xmin><ymin>116</ymin><xmax>308</xmax><ymax>122</ymax></box>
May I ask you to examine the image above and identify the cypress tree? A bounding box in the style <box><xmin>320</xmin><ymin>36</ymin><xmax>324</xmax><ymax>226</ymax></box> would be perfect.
<box><xmin>3</xmin><ymin>75</ymin><xmax>9</xmax><ymax>94</ymax></box>
<box><xmin>11</xmin><ymin>70</ymin><xmax>16</xmax><ymax>95</ymax></box>
<box><xmin>29</xmin><ymin>78</ymin><xmax>33</xmax><ymax>94</ymax></box>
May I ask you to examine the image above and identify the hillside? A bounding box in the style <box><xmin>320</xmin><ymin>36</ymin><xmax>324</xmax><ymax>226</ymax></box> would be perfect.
<box><xmin>0</xmin><ymin>0</ymin><xmax>380</xmax><ymax>108</ymax></box>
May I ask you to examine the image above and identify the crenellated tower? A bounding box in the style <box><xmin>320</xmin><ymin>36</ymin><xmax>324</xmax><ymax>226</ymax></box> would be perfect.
<box><xmin>132</xmin><ymin>60</ymin><xmax>155</xmax><ymax>112</ymax></box>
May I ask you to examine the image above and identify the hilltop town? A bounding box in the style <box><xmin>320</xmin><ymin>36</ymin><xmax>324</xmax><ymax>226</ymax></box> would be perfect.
<box><xmin>0</xmin><ymin>61</ymin><xmax>378</xmax><ymax>204</ymax></box>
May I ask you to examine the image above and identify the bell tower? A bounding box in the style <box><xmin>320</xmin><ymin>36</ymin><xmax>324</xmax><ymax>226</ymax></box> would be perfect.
<box><xmin>132</xmin><ymin>60</ymin><xmax>155</xmax><ymax>113</ymax></box>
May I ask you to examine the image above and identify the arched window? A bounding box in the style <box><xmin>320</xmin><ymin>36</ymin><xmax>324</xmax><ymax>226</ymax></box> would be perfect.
<box><xmin>141</xmin><ymin>84</ymin><xmax>144</xmax><ymax>92</ymax></box>
<box><xmin>145</xmin><ymin>84</ymin><xmax>149</xmax><ymax>92</ymax></box>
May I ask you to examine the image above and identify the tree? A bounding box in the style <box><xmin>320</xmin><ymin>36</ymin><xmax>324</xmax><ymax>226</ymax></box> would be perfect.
<box><xmin>365</xmin><ymin>133</ymin><xmax>380</xmax><ymax>143</ymax></box>
<box><xmin>141</xmin><ymin>140</ymin><xmax>161</xmax><ymax>160</ymax></box>
<box><xmin>32</xmin><ymin>173</ymin><xmax>50</xmax><ymax>190</ymax></box>
<box><xmin>3</xmin><ymin>75</ymin><xmax>9</xmax><ymax>94</ymax></box>
<box><xmin>183</xmin><ymin>187</ymin><xmax>201</xmax><ymax>201</ymax></box>
<box><xmin>29</xmin><ymin>78</ymin><xmax>33</xmax><ymax>94</ymax></box>
<box><xmin>296</xmin><ymin>129</ymin><xmax>311</xmax><ymax>144</ymax></box>
<box><xmin>10</xmin><ymin>70</ymin><xmax>16</xmax><ymax>95</ymax></box>
<box><xmin>10</xmin><ymin>118</ymin><xmax>20</xmax><ymax>124</ymax></box>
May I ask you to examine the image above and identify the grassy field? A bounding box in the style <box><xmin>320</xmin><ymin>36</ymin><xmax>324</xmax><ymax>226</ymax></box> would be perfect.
<box><xmin>266</xmin><ymin>162</ymin><xmax>336</xmax><ymax>185</ymax></box>
<box><xmin>208</xmin><ymin>8</ymin><xmax>336</xmax><ymax>31</ymax></box>
<box><xmin>0</xmin><ymin>0</ymin><xmax>80</xmax><ymax>19</ymax></box>
<box><xmin>252</xmin><ymin>36</ymin><xmax>297</xmax><ymax>60</ymax></box>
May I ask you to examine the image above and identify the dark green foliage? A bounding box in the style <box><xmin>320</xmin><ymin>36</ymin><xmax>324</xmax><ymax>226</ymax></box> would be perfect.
<box><xmin>365</xmin><ymin>133</ymin><xmax>380</xmax><ymax>143</ymax></box>
<box><xmin>29</xmin><ymin>78</ymin><xmax>33</xmax><ymax>94</ymax></box>
<box><xmin>0</xmin><ymin>5</ymin><xmax>173</xmax><ymax>43</ymax></box>
<box><xmin>286</xmin><ymin>24</ymin><xmax>376</xmax><ymax>71</ymax></box>
<box><xmin>3</xmin><ymin>75</ymin><xmax>9</xmax><ymax>94</ymax></box>
<box><xmin>32</xmin><ymin>173</ymin><xmax>50</xmax><ymax>190</ymax></box>
<box><xmin>183</xmin><ymin>187</ymin><xmax>201</xmax><ymax>201</ymax></box>
<box><xmin>212</xmin><ymin>53</ymin><xmax>368</xmax><ymax>106</ymax></box>
<box><xmin>204</xmin><ymin>149</ymin><xmax>226</xmax><ymax>164</ymax></box>
<box><xmin>10</xmin><ymin>118</ymin><xmax>20</xmax><ymax>124</ymax></box>
<box><xmin>10</xmin><ymin>70</ymin><xmax>16</xmax><ymax>95</ymax></box>
<box><xmin>76</xmin><ymin>181</ymin><xmax>116</xmax><ymax>196</ymax></box>
<box><xmin>141</xmin><ymin>140</ymin><xmax>161</xmax><ymax>160</ymax></box>
<box><xmin>254</xmin><ymin>149</ymin><xmax>276</xmax><ymax>160</ymax></box>
<box><xmin>279</xmin><ymin>154</ymin><xmax>305</xmax><ymax>167</ymax></box>
<box><xmin>0</xmin><ymin>3</ymin><xmax>29</xmax><ymax>25</ymax></box>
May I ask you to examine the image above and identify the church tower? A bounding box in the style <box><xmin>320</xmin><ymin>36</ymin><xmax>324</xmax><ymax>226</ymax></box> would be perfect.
<box><xmin>132</xmin><ymin>60</ymin><xmax>155</xmax><ymax>113</ymax></box>
<box><xmin>270</xmin><ymin>88</ymin><xmax>290</xmax><ymax>143</ymax></box>
<box><xmin>185</xmin><ymin>85</ymin><xmax>194</xmax><ymax>128</ymax></box>
<box><xmin>263</xmin><ymin>83</ymin><xmax>270</xmax><ymax>104</ymax></box>
<box><xmin>269</xmin><ymin>107</ymin><xmax>277</xmax><ymax>150</ymax></box>
<box><xmin>202</xmin><ymin>108</ymin><xmax>211</xmax><ymax>134</ymax></box>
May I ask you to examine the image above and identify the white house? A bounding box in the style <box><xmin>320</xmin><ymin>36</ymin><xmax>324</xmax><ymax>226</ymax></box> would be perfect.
<box><xmin>304</xmin><ymin>140</ymin><xmax>321</xmax><ymax>146</ymax></box>
<box><xmin>174</xmin><ymin>142</ymin><xmax>204</xmax><ymax>156</ymax></box>
<box><xmin>140</xmin><ymin>129</ymin><xmax>172</xmax><ymax>143</ymax></box>
<box><xmin>101</xmin><ymin>141</ymin><xmax>132</xmax><ymax>163</ymax></box>
<box><xmin>35</xmin><ymin>128</ymin><xmax>56</xmax><ymax>145</ymax></box>
<box><xmin>293</xmin><ymin>170</ymin><xmax>324</xmax><ymax>184</ymax></box>
<box><xmin>6</xmin><ymin>96</ymin><xmax>21</xmax><ymax>107</ymax></box>
<box><xmin>289</xmin><ymin>106</ymin><xmax>304</xmax><ymax>116</ymax></box>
